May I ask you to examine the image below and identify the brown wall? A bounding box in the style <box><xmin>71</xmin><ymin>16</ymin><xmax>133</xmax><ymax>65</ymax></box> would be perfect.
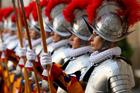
<box><xmin>128</xmin><ymin>23</ymin><xmax>140</xmax><ymax>69</ymax></box>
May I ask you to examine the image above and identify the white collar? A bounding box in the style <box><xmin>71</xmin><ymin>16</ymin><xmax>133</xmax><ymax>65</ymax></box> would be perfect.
<box><xmin>32</xmin><ymin>38</ymin><xmax>41</xmax><ymax>47</ymax></box>
<box><xmin>89</xmin><ymin>47</ymin><xmax>122</xmax><ymax>65</ymax></box>
<box><xmin>3</xmin><ymin>33</ymin><xmax>10</xmax><ymax>40</ymax></box>
<box><xmin>62</xmin><ymin>46</ymin><xmax>93</xmax><ymax>58</ymax></box>
<box><xmin>24</xmin><ymin>38</ymin><xmax>41</xmax><ymax>49</ymax></box>
<box><xmin>46</xmin><ymin>37</ymin><xmax>53</xmax><ymax>45</ymax></box>
<box><xmin>48</xmin><ymin>39</ymin><xmax>69</xmax><ymax>52</ymax></box>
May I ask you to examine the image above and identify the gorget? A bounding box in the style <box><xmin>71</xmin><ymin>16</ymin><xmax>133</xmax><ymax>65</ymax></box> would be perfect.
<box><xmin>48</xmin><ymin>39</ymin><xmax>69</xmax><ymax>53</ymax></box>
<box><xmin>89</xmin><ymin>47</ymin><xmax>121</xmax><ymax>65</ymax></box>
<box><xmin>62</xmin><ymin>46</ymin><xmax>93</xmax><ymax>58</ymax></box>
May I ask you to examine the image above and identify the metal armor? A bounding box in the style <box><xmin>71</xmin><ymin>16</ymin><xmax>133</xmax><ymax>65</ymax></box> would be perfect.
<box><xmin>64</xmin><ymin>54</ymin><xmax>90</xmax><ymax>75</ymax></box>
<box><xmin>47</xmin><ymin>39</ymin><xmax>70</xmax><ymax>64</ymax></box>
<box><xmin>6</xmin><ymin>36</ymin><xmax>18</xmax><ymax>51</ymax></box>
<box><xmin>32</xmin><ymin>39</ymin><xmax>42</xmax><ymax>55</ymax></box>
<box><xmin>51</xmin><ymin>46</ymin><xmax>70</xmax><ymax>64</ymax></box>
<box><xmin>35</xmin><ymin>44</ymin><xmax>42</xmax><ymax>55</ymax></box>
<box><xmin>85</xmin><ymin>59</ymin><xmax>135</xmax><ymax>93</ymax></box>
<box><xmin>57</xmin><ymin>53</ymin><xmax>91</xmax><ymax>93</ymax></box>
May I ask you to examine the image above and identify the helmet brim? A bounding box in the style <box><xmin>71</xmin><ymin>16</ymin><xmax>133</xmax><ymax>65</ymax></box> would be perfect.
<box><xmin>47</xmin><ymin>24</ymin><xmax>71</xmax><ymax>37</ymax></box>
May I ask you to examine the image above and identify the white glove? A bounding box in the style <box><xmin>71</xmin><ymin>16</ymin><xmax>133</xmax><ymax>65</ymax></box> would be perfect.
<box><xmin>0</xmin><ymin>43</ymin><xmax>6</xmax><ymax>51</ymax></box>
<box><xmin>17</xmin><ymin>47</ymin><xmax>26</xmax><ymax>57</ymax></box>
<box><xmin>26</xmin><ymin>49</ymin><xmax>36</xmax><ymax>61</ymax></box>
<box><xmin>40</xmin><ymin>52</ymin><xmax>52</xmax><ymax>69</ymax></box>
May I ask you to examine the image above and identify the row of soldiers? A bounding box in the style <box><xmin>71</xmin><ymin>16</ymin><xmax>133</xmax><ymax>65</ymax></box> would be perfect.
<box><xmin>0</xmin><ymin>0</ymin><xmax>140</xmax><ymax>93</ymax></box>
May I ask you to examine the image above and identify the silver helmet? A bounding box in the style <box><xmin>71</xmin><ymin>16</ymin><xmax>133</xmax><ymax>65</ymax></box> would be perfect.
<box><xmin>74</xmin><ymin>9</ymin><xmax>86</xmax><ymax>21</ymax></box>
<box><xmin>96</xmin><ymin>1</ymin><xmax>124</xmax><ymax>18</ymax></box>
<box><xmin>93</xmin><ymin>13</ymin><xmax>128</xmax><ymax>42</ymax></box>
<box><xmin>51</xmin><ymin>4</ymin><xmax>65</xmax><ymax>19</ymax></box>
<box><xmin>69</xmin><ymin>9</ymin><xmax>91</xmax><ymax>41</ymax></box>
<box><xmin>3</xmin><ymin>20</ymin><xmax>8</xmax><ymax>29</ymax></box>
<box><xmin>43</xmin><ymin>17</ymin><xmax>52</xmax><ymax>32</ymax></box>
<box><xmin>29</xmin><ymin>15</ymin><xmax>40</xmax><ymax>34</ymax></box>
<box><xmin>7</xmin><ymin>19</ymin><xmax>17</xmax><ymax>31</ymax></box>
<box><xmin>86</xmin><ymin>1</ymin><xmax>130</xmax><ymax>42</ymax></box>
<box><xmin>49</xmin><ymin>13</ymin><xmax>71</xmax><ymax>37</ymax></box>
<box><xmin>71</xmin><ymin>17</ymin><xmax>92</xmax><ymax>41</ymax></box>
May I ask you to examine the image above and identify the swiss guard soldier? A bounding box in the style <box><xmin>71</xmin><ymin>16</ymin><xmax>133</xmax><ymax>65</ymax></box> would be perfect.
<box><xmin>2</xmin><ymin>7</ymin><xmax>14</xmax><ymax>43</ymax></box>
<box><xmin>31</xmin><ymin>0</ymin><xmax>73</xmax><ymax>92</ymax></box>
<box><xmin>81</xmin><ymin>0</ymin><xmax>140</xmax><ymax>92</ymax></box>
<box><xmin>39</xmin><ymin>0</ymin><xmax>93</xmax><ymax>92</ymax></box>
<box><xmin>25</xmin><ymin>1</ymin><xmax>42</xmax><ymax>70</ymax></box>
<box><xmin>40</xmin><ymin>0</ymin><xmax>140</xmax><ymax>93</ymax></box>
<box><xmin>2</xmin><ymin>7</ymin><xmax>18</xmax><ymax>51</ymax></box>
<box><xmin>42</xmin><ymin>0</ymin><xmax>72</xmax><ymax>65</ymax></box>
<box><xmin>0</xmin><ymin>7</ymin><xmax>20</xmax><ymax>93</ymax></box>
<box><xmin>23</xmin><ymin>1</ymin><xmax>53</xmax><ymax>92</ymax></box>
<box><xmin>56</xmin><ymin>0</ymin><xmax>94</xmax><ymax>92</ymax></box>
<box><xmin>40</xmin><ymin>0</ymin><xmax>53</xmax><ymax>45</ymax></box>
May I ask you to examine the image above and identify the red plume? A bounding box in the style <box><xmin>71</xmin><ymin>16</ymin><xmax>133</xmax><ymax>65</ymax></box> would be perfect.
<box><xmin>86</xmin><ymin>0</ymin><xmax>102</xmax><ymax>24</ymax></box>
<box><xmin>45</xmin><ymin>0</ymin><xmax>71</xmax><ymax>20</ymax></box>
<box><xmin>11</xmin><ymin>8</ymin><xmax>24</xmax><ymax>25</ymax></box>
<box><xmin>0</xmin><ymin>9</ymin><xmax>3</xmax><ymax>22</ymax></box>
<box><xmin>25</xmin><ymin>1</ymin><xmax>35</xmax><ymax>20</ymax></box>
<box><xmin>63</xmin><ymin>0</ymin><xmax>91</xmax><ymax>22</ymax></box>
<box><xmin>11</xmin><ymin>13</ymin><xmax>16</xmax><ymax>23</ymax></box>
<box><xmin>63</xmin><ymin>0</ymin><xmax>100</xmax><ymax>23</ymax></box>
<box><xmin>31</xmin><ymin>2</ymin><xmax>38</xmax><ymax>21</ymax></box>
<box><xmin>40</xmin><ymin>0</ymin><xmax>48</xmax><ymax>8</ymax></box>
<box><xmin>2</xmin><ymin>7</ymin><xmax>14</xmax><ymax>19</ymax></box>
<box><xmin>121</xmin><ymin>0</ymin><xmax>140</xmax><ymax>26</ymax></box>
<box><xmin>86</xmin><ymin>0</ymin><xmax>140</xmax><ymax>26</ymax></box>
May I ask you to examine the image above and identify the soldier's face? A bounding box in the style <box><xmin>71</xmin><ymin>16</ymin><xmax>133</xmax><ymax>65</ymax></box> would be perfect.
<box><xmin>8</xmin><ymin>30</ymin><xmax>17</xmax><ymax>36</ymax></box>
<box><xmin>52</xmin><ymin>32</ymin><xmax>61</xmax><ymax>42</ymax></box>
<box><xmin>69</xmin><ymin>35</ymin><xmax>81</xmax><ymax>49</ymax></box>
<box><xmin>46</xmin><ymin>32</ymin><xmax>51</xmax><ymax>38</ymax></box>
<box><xmin>89</xmin><ymin>31</ymin><xmax>103</xmax><ymax>51</ymax></box>
<box><xmin>3</xmin><ymin>28</ymin><xmax>9</xmax><ymax>33</ymax></box>
<box><xmin>30</xmin><ymin>29</ymin><xmax>40</xmax><ymax>39</ymax></box>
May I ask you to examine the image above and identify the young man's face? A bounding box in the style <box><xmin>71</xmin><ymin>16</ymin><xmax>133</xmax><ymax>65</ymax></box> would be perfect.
<box><xmin>52</xmin><ymin>32</ymin><xmax>61</xmax><ymax>42</ymax></box>
<box><xmin>30</xmin><ymin>29</ymin><xmax>40</xmax><ymax>39</ymax></box>
<box><xmin>8</xmin><ymin>29</ymin><xmax>17</xmax><ymax>36</ymax></box>
<box><xmin>69</xmin><ymin>34</ymin><xmax>81</xmax><ymax>49</ymax></box>
<box><xmin>89</xmin><ymin>31</ymin><xmax>103</xmax><ymax>51</ymax></box>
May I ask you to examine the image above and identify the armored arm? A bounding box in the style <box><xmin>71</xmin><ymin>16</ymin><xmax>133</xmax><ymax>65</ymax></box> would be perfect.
<box><xmin>109</xmin><ymin>74</ymin><xmax>133</xmax><ymax>93</ymax></box>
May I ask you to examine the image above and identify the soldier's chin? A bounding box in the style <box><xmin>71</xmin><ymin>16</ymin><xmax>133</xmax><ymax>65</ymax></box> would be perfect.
<box><xmin>52</xmin><ymin>39</ymin><xmax>59</xmax><ymax>43</ymax></box>
<box><xmin>92</xmin><ymin>47</ymin><xmax>97</xmax><ymax>51</ymax></box>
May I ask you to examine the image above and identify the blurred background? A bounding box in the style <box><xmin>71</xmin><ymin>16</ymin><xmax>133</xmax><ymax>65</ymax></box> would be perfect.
<box><xmin>0</xmin><ymin>0</ymin><xmax>140</xmax><ymax>92</ymax></box>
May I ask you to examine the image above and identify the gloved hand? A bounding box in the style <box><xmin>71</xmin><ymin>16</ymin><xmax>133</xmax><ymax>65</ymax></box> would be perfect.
<box><xmin>0</xmin><ymin>43</ymin><xmax>6</xmax><ymax>51</ymax></box>
<box><xmin>40</xmin><ymin>52</ymin><xmax>52</xmax><ymax>69</ymax></box>
<box><xmin>26</xmin><ymin>49</ymin><xmax>36</xmax><ymax>61</ymax></box>
<box><xmin>17</xmin><ymin>47</ymin><xmax>26</xmax><ymax>57</ymax></box>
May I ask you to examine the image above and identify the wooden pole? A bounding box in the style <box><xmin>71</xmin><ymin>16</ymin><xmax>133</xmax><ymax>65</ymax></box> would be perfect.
<box><xmin>19</xmin><ymin>0</ymin><xmax>40</xmax><ymax>92</ymax></box>
<box><xmin>12</xmin><ymin>0</ymin><xmax>31</xmax><ymax>92</ymax></box>
<box><xmin>35</xmin><ymin>0</ymin><xmax>56</xmax><ymax>92</ymax></box>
